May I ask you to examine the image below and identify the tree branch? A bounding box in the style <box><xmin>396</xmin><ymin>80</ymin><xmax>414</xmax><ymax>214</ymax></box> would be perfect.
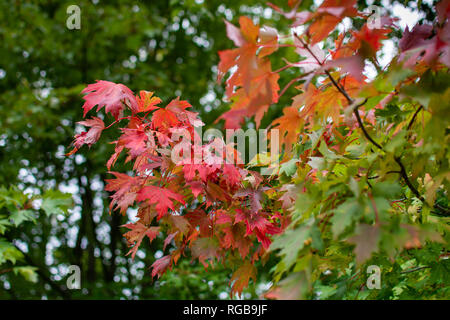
<box><xmin>407</xmin><ymin>105</ymin><xmax>424</xmax><ymax>131</ymax></box>
<box><xmin>352</xmin><ymin>99</ymin><xmax>383</xmax><ymax>150</ymax></box>
<box><xmin>0</xmin><ymin>268</ymin><xmax>13</xmax><ymax>275</ymax></box>
<box><xmin>294</xmin><ymin>36</ymin><xmax>447</xmax><ymax>212</ymax></box>
<box><xmin>394</xmin><ymin>156</ymin><xmax>423</xmax><ymax>201</ymax></box>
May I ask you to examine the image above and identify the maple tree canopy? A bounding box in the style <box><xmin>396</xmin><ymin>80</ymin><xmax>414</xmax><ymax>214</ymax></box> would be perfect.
<box><xmin>66</xmin><ymin>0</ymin><xmax>450</xmax><ymax>299</ymax></box>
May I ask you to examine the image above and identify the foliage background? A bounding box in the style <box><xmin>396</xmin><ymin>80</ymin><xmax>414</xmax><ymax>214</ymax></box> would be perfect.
<box><xmin>0</xmin><ymin>0</ymin><xmax>443</xmax><ymax>299</ymax></box>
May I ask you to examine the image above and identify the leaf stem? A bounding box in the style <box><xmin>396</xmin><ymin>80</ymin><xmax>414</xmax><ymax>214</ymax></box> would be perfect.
<box><xmin>407</xmin><ymin>105</ymin><xmax>424</xmax><ymax>131</ymax></box>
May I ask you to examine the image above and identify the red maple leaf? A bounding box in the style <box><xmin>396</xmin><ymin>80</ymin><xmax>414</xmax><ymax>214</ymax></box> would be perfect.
<box><xmin>166</xmin><ymin>97</ymin><xmax>204</xmax><ymax>127</ymax></box>
<box><xmin>136</xmin><ymin>185</ymin><xmax>185</xmax><ymax>219</ymax></box>
<box><xmin>217</xmin><ymin>17</ymin><xmax>280</xmax><ymax>129</ymax></box>
<box><xmin>324</xmin><ymin>55</ymin><xmax>365</xmax><ymax>82</ymax></box>
<box><xmin>223</xmin><ymin>164</ymin><xmax>244</xmax><ymax>187</ymax></box>
<box><xmin>151</xmin><ymin>255</ymin><xmax>172</xmax><ymax>278</ymax></box>
<box><xmin>186</xmin><ymin>180</ymin><xmax>204</xmax><ymax>198</ymax></box>
<box><xmin>164</xmin><ymin>214</ymin><xmax>191</xmax><ymax>235</ymax></box>
<box><xmin>118</xmin><ymin>126</ymin><xmax>149</xmax><ymax>159</ymax></box>
<box><xmin>82</xmin><ymin>80</ymin><xmax>138</xmax><ymax>119</ymax></box>
<box><xmin>214</xmin><ymin>209</ymin><xmax>233</xmax><ymax>225</ymax></box>
<box><xmin>105</xmin><ymin>172</ymin><xmax>142</xmax><ymax>214</ymax></box>
<box><xmin>271</xmin><ymin>106</ymin><xmax>302</xmax><ymax>155</ymax></box>
<box><xmin>221</xmin><ymin>223</ymin><xmax>253</xmax><ymax>258</ymax></box>
<box><xmin>351</xmin><ymin>24</ymin><xmax>391</xmax><ymax>57</ymax></box>
<box><xmin>151</xmin><ymin>108</ymin><xmax>179</xmax><ymax>130</ymax></box>
<box><xmin>122</xmin><ymin>223</ymin><xmax>160</xmax><ymax>259</ymax></box>
<box><xmin>163</xmin><ymin>232</ymin><xmax>178</xmax><ymax>251</ymax></box>
<box><xmin>185</xmin><ymin>209</ymin><xmax>213</xmax><ymax>237</ymax></box>
<box><xmin>230</xmin><ymin>261</ymin><xmax>256</xmax><ymax>297</ymax></box>
<box><xmin>136</xmin><ymin>90</ymin><xmax>161</xmax><ymax>112</ymax></box>
<box><xmin>67</xmin><ymin>117</ymin><xmax>105</xmax><ymax>155</ymax></box>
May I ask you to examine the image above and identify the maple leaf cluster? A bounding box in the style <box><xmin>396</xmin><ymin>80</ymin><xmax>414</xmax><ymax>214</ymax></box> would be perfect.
<box><xmin>68</xmin><ymin>81</ymin><xmax>287</xmax><ymax>296</ymax></box>
<box><xmin>217</xmin><ymin>16</ymin><xmax>280</xmax><ymax>129</ymax></box>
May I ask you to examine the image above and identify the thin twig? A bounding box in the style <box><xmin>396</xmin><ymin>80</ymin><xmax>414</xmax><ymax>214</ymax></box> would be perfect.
<box><xmin>272</xmin><ymin>64</ymin><xmax>293</xmax><ymax>74</ymax></box>
<box><xmin>394</xmin><ymin>156</ymin><xmax>423</xmax><ymax>201</ymax></box>
<box><xmin>278</xmin><ymin>75</ymin><xmax>307</xmax><ymax>99</ymax></box>
<box><xmin>353</xmin><ymin>99</ymin><xmax>383</xmax><ymax>150</ymax></box>
<box><xmin>0</xmin><ymin>268</ymin><xmax>13</xmax><ymax>275</ymax></box>
<box><xmin>369</xmin><ymin>193</ymin><xmax>380</xmax><ymax>225</ymax></box>
<box><xmin>354</xmin><ymin>283</ymin><xmax>366</xmax><ymax>299</ymax></box>
<box><xmin>400</xmin><ymin>266</ymin><xmax>430</xmax><ymax>274</ymax></box>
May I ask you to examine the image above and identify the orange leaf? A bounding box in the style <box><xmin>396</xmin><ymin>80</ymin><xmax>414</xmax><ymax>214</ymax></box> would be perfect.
<box><xmin>230</xmin><ymin>261</ymin><xmax>256</xmax><ymax>297</ymax></box>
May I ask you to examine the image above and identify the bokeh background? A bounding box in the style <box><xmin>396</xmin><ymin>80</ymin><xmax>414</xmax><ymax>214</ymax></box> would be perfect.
<box><xmin>0</xmin><ymin>0</ymin><xmax>438</xmax><ymax>299</ymax></box>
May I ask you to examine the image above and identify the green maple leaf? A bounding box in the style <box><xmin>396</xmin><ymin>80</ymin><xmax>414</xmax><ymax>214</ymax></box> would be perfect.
<box><xmin>40</xmin><ymin>190</ymin><xmax>73</xmax><ymax>216</ymax></box>
<box><xmin>13</xmin><ymin>266</ymin><xmax>38</xmax><ymax>283</ymax></box>
<box><xmin>331</xmin><ymin>199</ymin><xmax>361</xmax><ymax>237</ymax></box>
<box><xmin>271</xmin><ymin>226</ymin><xmax>310</xmax><ymax>270</ymax></box>
<box><xmin>10</xmin><ymin>209</ymin><xmax>35</xmax><ymax>226</ymax></box>
<box><xmin>0</xmin><ymin>240</ymin><xmax>23</xmax><ymax>265</ymax></box>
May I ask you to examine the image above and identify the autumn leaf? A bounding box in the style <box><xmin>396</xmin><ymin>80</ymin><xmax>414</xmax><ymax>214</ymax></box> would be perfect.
<box><xmin>399</xmin><ymin>25</ymin><xmax>433</xmax><ymax>53</ymax></box>
<box><xmin>214</xmin><ymin>209</ymin><xmax>233</xmax><ymax>225</ymax></box>
<box><xmin>347</xmin><ymin>224</ymin><xmax>380</xmax><ymax>264</ymax></box>
<box><xmin>151</xmin><ymin>255</ymin><xmax>172</xmax><ymax>278</ymax></box>
<box><xmin>122</xmin><ymin>222</ymin><xmax>160</xmax><ymax>260</ymax></box>
<box><xmin>163</xmin><ymin>232</ymin><xmax>178</xmax><ymax>251</ymax></box>
<box><xmin>230</xmin><ymin>261</ymin><xmax>256</xmax><ymax>297</ymax></box>
<box><xmin>399</xmin><ymin>22</ymin><xmax>450</xmax><ymax>68</ymax></box>
<box><xmin>220</xmin><ymin>222</ymin><xmax>253</xmax><ymax>259</ymax></box>
<box><xmin>259</xmin><ymin>25</ymin><xmax>278</xmax><ymax>57</ymax></box>
<box><xmin>218</xmin><ymin>17</ymin><xmax>280</xmax><ymax>128</ymax></box>
<box><xmin>118</xmin><ymin>126</ymin><xmax>149</xmax><ymax>159</ymax></box>
<box><xmin>309</xmin><ymin>14</ymin><xmax>342</xmax><ymax>44</ymax></box>
<box><xmin>234</xmin><ymin>186</ymin><xmax>267</xmax><ymax>214</ymax></box>
<box><xmin>350</xmin><ymin>24</ymin><xmax>392</xmax><ymax>59</ymax></box>
<box><xmin>224</xmin><ymin>19</ymin><xmax>246</xmax><ymax>47</ymax></box>
<box><xmin>219</xmin><ymin>16</ymin><xmax>259</xmax><ymax>92</ymax></box>
<box><xmin>136</xmin><ymin>90</ymin><xmax>161</xmax><ymax>112</ymax></box>
<box><xmin>151</xmin><ymin>108</ymin><xmax>179</xmax><ymax>130</ymax></box>
<box><xmin>190</xmin><ymin>237</ymin><xmax>219</xmax><ymax>267</ymax></box>
<box><xmin>185</xmin><ymin>210</ymin><xmax>213</xmax><ymax>237</ymax></box>
<box><xmin>136</xmin><ymin>185</ymin><xmax>185</xmax><ymax>219</ymax></box>
<box><xmin>105</xmin><ymin>172</ymin><xmax>141</xmax><ymax>214</ymax></box>
<box><xmin>324</xmin><ymin>55</ymin><xmax>365</xmax><ymax>82</ymax></box>
<box><xmin>265</xmin><ymin>272</ymin><xmax>309</xmax><ymax>300</ymax></box>
<box><xmin>307</xmin><ymin>0</ymin><xmax>358</xmax><ymax>44</ymax></box>
<box><xmin>82</xmin><ymin>80</ymin><xmax>138</xmax><ymax>119</ymax></box>
<box><xmin>186</xmin><ymin>180</ymin><xmax>204</xmax><ymax>198</ymax></box>
<box><xmin>166</xmin><ymin>97</ymin><xmax>204</xmax><ymax>127</ymax></box>
<box><xmin>218</xmin><ymin>66</ymin><xmax>280</xmax><ymax>128</ymax></box>
<box><xmin>272</xmin><ymin>106</ymin><xmax>302</xmax><ymax>155</ymax></box>
<box><xmin>293</xmin><ymin>36</ymin><xmax>325</xmax><ymax>72</ymax></box>
<box><xmin>66</xmin><ymin>1</ymin><xmax>450</xmax><ymax>300</ymax></box>
<box><xmin>165</xmin><ymin>214</ymin><xmax>191</xmax><ymax>235</ymax></box>
<box><xmin>67</xmin><ymin>117</ymin><xmax>105</xmax><ymax>155</ymax></box>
